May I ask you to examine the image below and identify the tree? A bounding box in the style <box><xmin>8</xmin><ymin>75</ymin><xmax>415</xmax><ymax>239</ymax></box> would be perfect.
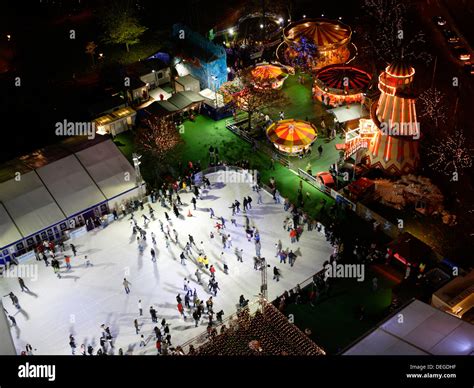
<box><xmin>418</xmin><ymin>87</ymin><xmax>447</xmax><ymax>129</ymax></box>
<box><xmin>135</xmin><ymin>117</ymin><xmax>183</xmax><ymax>162</ymax></box>
<box><xmin>85</xmin><ymin>41</ymin><xmax>97</xmax><ymax>67</ymax></box>
<box><xmin>224</xmin><ymin>68</ymin><xmax>287</xmax><ymax>129</ymax></box>
<box><xmin>101</xmin><ymin>11</ymin><xmax>147</xmax><ymax>52</ymax></box>
<box><xmin>362</xmin><ymin>0</ymin><xmax>432</xmax><ymax>65</ymax></box>
<box><xmin>426</xmin><ymin>129</ymin><xmax>473</xmax><ymax>178</ymax></box>
<box><xmin>285</xmin><ymin>37</ymin><xmax>319</xmax><ymax>74</ymax></box>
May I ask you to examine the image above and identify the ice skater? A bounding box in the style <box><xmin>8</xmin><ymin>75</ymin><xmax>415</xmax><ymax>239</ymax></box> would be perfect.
<box><xmin>151</xmin><ymin>232</ymin><xmax>157</xmax><ymax>245</ymax></box>
<box><xmin>84</xmin><ymin>255</ymin><xmax>92</xmax><ymax>267</ymax></box>
<box><xmin>18</xmin><ymin>277</ymin><xmax>30</xmax><ymax>292</ymax></box>
<box><xmin>138</xmin><ymin>299</ymin><xmax>143</xmax><ymax>316</ymax></box>
<box><xmin>134</xmin><ymin>319</ymin><xmax>140</xmax><ymax>334</ymax></box>
<box><xmin>69</xmin><ymin>335</ymin><xmax>77</xmax><ymax>355</ymax></box>
<box><xmin>209</xmin><ymin>208</ymin><xmax>215</xmax><ymax>218</ymax></box>
<box><xmin>180</xmin><ymin>251</ymin><xmax>186</xmax><ymax>265</ymax></box>
<box><xmin>123</xmin><ymin>278</ymin><xmax>131</xmax><ymax>294</ymax></box>
<box><xmin>70</xmin><ymin>244</ymin><xmax>77</xmax><ymax>256</ymax></box>
<box><xmin>195</xmin><ymin>269</ymin><xmax>202</xmax><ymax>285</ymax></box>
<box><xmin>151</xmin><ymin>248</ymin><xmax>156</xmax><ymax>262</ymax></box>
<box><xmin>235</xmin><ymin>248</ymin><xmax>243</xmax><ymax>262</ymax></box>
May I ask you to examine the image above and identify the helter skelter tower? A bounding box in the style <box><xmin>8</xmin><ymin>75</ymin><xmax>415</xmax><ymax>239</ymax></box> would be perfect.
<box><xmin>364</xmin><ymin>61</ymin><xmax>420</xmax><ymax>175</ymax></box>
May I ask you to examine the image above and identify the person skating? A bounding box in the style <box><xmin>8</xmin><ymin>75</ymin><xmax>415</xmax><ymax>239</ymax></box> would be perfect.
<box><xmin>195</xmin><ymin>269</ymin><xmax>202</xmax><ymax>285</ymax></box>
<box><xmin>173</xmin><ymin>204</ymin><xmax>180</xmax><ymax>218</ymax></box>
<box><xmin>5</xmin><ymin>292</ymin><xmax>20</xmax><ymax>309</ymax></box>
<box><xmin>150</xmin><ymin>306</ymin><xmax>158</xmax><ymax>323</ymax></box>
<box><xmin>177</xmin><ymin>302</ymin><xmax>186</xmax><ymax>319</ymax></box>
<box><xmin>150</xmin><ymin>248</ymin><xmax>156</xmax><ymax>262</ymax></box>
<box><xmin>205</xmin><ymin>296</ymin><xmax>213</xmax><ymax>312</ymax></box>
<box><xmin>87</xmin><ymin>345</ymin><xmax>94</xmax><ymax>356</ymax></box>
<box><xmin>165</xmin><ymin>212</ymin><xmax>170</xmax><ymax>221</ymax></box>
<box><xmin>139</xmin><ymin>335</ymin><xmax>146</xmax><ymax>347</ymax></box>
<box><xmin>273</xmin><ymin>266</ymin><xmax>281</xmax><ymax>282</ymax></box>
<box><xmin>8</xmin><ymin>315</ymin><xmax>16</xmax><ymax>327</ymax></box>
<box><xmin>64</xmin><ymin>255</ymin><xmax>71</xmax><ymax>270</ymax></box>
<box><xmin>180</xmin><ymin>251</ymin><xmax>186</xmax><ymax>265</ymax></box>
<box><xmin>226</xmin><ymin>234</ymin><xmax>232</xmax><ymax>248</ymax></box>
<box><xmin>134</xmin><ymin>319</ymin><xmax>140</xmax><ymax>334</ymax></box>
<box><xmin>235</xmin><ymin>248</ymin><xmax>243</xmax><ymax>262</ymax></box>
<box><xmin>239</xmin><ymin>295</ymin><xmax>249</xmax><ymax>308</ymax></box>
<box><xmin>123</xmin><ymin>278</ymin><xmax>131</xmax><ymax>294</ymax></box>
<box><xmin>191</xmin><ymin>197</ymin><xmax>197</xmax><ymax>210</ymax></box>
<box><xmin>184</xmin><ymin>292</ymin><xmax>191</xmax><ymax>309</ymax></box>
<box><xmin>279</xmin><ymin>250</ymin><xmax>287</xmax><ymax>264</ymax></box>
<box><xmin>84</xmin><ymin>255</ymin><xmax>92</xmax><ymax>267</ymax></box>
<box><xmin>173</xmin><ymin>229</ymin><xmax>179</xmax><ymax>243</ymax></box>
<box><xmin>18</xmin><ymin>277</ymin><xmax>30</xmax><ymax>292</ymax></box>
<box><xmin>209</xmin><ymin>208</ymin><xmax>215</xmax><ymax>218</ymax></box>
<box><xmin>288</xmin><ymin>250</ymin><xmax>297</xmax><ymax>267</ymax></box>
<box><xmin>69</xmin><ymin>335</ymin><xmax>77</xmax><ymax>355</ymax></box>
<box><xmin>183</xmin><ymin>277</ymin><xmax>190</xmax><ymax>291</ymax></box>
<box><xmin>151</xmin><ymin>232</ymin><xmax>157</xmax><ymax>245</ymax></box>
<box><xmin>70</xmin><ymin>244</ymin><xmax>77</xmax><ymax>256</ymax></box>
<box><xmin>188</xmin><ymin>234</ymin><xmax>196</xmax><ymax>247</ymax></box>
<box><xmin>138</xmin><ymin>299</ymin><xmax>143</xmax><ymax>316</ymax></box>
<box><xmin>209</xmin><ymin>264</ymin><xmax>216</xmax><ymax>278</ymax></box>
<box><xmin>211</xmin><ymin>281</ymin><xmax>220</xmax><ymax>297</ymax></box>
<box><xmin>192</xmin><ymin>309</ymin><xmax>200</xmax><ymax>327</ymax></box>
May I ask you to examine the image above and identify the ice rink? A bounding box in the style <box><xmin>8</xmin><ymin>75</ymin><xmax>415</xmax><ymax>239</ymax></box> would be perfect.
<box><xmin>0</xmin><ymin>170</ymin><xmax>333</xmax><ymax>355</ymax></box>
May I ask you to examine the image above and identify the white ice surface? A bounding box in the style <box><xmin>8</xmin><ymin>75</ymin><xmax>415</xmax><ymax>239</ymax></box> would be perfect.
<box><xmin>0</xmin><ymin>171</ymin><xmax>332</xmax><ymax>355</ymax></box>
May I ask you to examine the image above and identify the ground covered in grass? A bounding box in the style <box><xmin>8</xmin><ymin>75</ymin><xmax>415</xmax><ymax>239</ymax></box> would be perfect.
<box><xmin>284</xmin><ymin>268</ymin><xmax>398</xmax><ymax>354</ymax></box>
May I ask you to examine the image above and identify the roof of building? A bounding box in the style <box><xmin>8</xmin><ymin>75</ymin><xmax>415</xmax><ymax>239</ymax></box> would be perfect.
<box><xmin>0</xmin><ymin>139</ymin><xmax>137</xmax><ymax>248</ymax></box>
<box><xmin>344</xmin><ymin>299</ymin><xmax>474</xmax><ymax>355</ymax></box>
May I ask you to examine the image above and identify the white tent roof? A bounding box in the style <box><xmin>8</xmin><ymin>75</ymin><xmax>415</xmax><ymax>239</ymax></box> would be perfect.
<box><xmin>344</xmin><ymin>299</ymin><xmax>474</xmax><ymax>355</ymax></box>
<box><xmin>0</xmin><ymin>203</ymin><xmax>22</xmax><ymax>248</ymax></box>
<box><xmin>75</xmin><ymin>140</ymin><xmax>137</xmax><ymax>199</ymax></box>
<box><xmin>0</xmin><ymin>171</ymin><xmax>65</xmax><ymax>238</ymax></box>
<box><xmin>36</xmin><ymin>155</ymin><xmax>107</xmax><ymax>217</ymax></box>
<box><xmin>328</xmin><ymin>104</ymin><xmax>367</xmax><ymax>123</ymax></box>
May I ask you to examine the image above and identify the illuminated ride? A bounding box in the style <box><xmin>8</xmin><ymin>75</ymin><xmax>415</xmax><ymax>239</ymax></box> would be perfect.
<box><xmin>266</xmin><ymin>119</ymin><xmax>317</xmax><ymax>155</ymax></box>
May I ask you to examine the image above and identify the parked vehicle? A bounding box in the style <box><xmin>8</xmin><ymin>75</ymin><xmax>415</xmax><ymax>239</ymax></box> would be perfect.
<box><xmin>432</xmin><ymin>15</ymin><xmax>447</xmax><ymax>26</ymax></box>
<box><xmin>464</xmin><ymin>62</ymin><xmax>474</xmax><ymax>75</ymax></box>
<box><xmin>452</xmin><ymin>45</ymin><xmax>471</xmax><ymax>61</ymax></box>
<box><xmin>442</xmin><ymin>29</ymin><xmax>460</xmax><ymax>44</ymax></box>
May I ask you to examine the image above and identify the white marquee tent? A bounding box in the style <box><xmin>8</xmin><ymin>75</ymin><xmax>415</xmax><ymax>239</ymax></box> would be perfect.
<box><xmin>344</xmin><ymin>299</ymin><xmax>474</xmax><ymax>355</ymax></box>
<box><xmin>75</xmin><ymin>140</ymin><xmax>137</xmax><ymax>200</ymax></box>
<box><xmin>36</xmin><ymin>155</ymin><xmax>107</xmax><ymax>217</ymax></box>
<box><xmin>0</xmin><ymin>171</ymin><xmax>65</xmax><ymax>237</ymax></box>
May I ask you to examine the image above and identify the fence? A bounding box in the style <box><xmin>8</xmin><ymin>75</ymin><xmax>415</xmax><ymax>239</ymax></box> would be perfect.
<box><xmin>224</xmin><ymin>119</ymin><xmax>290</xmax><ymax>168</ymax></box>
<box><xmin>355</xmin><ymin>202</ymin><xmax>401</xmax><ymax>239</ymax></box>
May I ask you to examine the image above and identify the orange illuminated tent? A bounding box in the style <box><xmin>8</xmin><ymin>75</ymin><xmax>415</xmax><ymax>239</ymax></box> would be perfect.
<box><xmin>251</xmin><ymin>63</ymin><xmax>289</xmax><ymax>89</ymax></box>
<box><xmin>266</xmin><ymin>119</ymin><xmax>317</xmax><ymax>154</ymax></box>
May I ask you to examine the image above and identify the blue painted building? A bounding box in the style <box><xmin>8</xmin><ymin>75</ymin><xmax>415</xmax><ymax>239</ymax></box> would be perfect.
<box><xmin>172</xmin><ymin>24</ymin><xmax>227</xmax><ymax>91</ymax></box>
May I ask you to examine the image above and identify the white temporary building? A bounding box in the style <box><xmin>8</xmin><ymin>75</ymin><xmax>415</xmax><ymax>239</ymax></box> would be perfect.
<box><xmin>0</xmin><ymin>171</ymin><xmax>65</xmax><ymax>237</ymax></box>
<box><xmin>343</xmin><ymin>299</ymin><xmax>474</xmax><ymax>355</ymax></box>
<box><xmin>75</xmin><ymin>140</ymin><xmax>139</xmax><ymax>208</ymax></box>
<box><xmin>36</xmin><ymin>155</ymin><xmax>107</xmax><ymax>218</ymax></box>
<box><xmin>0</xmin><ymin>139</ymin><xmax>139</xmax><ymax>264</ymax></box>
<box><xmin>0</xmin><ymin>203</ymin><xmax>22</xmax><ymax>249</ymax></box>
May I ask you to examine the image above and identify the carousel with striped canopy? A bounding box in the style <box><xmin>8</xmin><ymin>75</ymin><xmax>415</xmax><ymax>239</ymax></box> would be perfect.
<box><xmin>266</xmin><ymin>119</ymin><xmax>318</xmax><ymax>155</ymax></box>
<box><xmin>313</xmin><ymin>64</ymin><xmax>372</xmax><ymax>106</ymax></box>
<box><xmin>364</xmin><ymin>60</ymin><xmax>420</xmax><ymax>175</ymax></box>
<box><xmin>251</xmin><ymin>62</ymin><xmax>291</xmax><ymax>89</ymax></box>
<box><xmin>281</xmin><ymin>18</ymin><xmax>352</xmax><ymax>69</ymax></box>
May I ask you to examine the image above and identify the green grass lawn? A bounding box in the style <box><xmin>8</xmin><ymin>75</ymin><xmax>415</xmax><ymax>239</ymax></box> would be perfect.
<box><xmin>113</xmin><ymin>132</ymin><xmax>135</xmax><ymax>163</ymax></box>
<box><xmin>179</xmin><ymin>115</ymin><xmax>335</xmax><ymax>220</ymax></box>
<box><xmin>285</xmin><ymin>269</ymin><xmax>397</xmax><ymax>354</ymax></box>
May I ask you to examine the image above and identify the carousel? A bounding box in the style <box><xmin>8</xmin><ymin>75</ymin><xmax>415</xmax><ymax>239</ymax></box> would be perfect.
<box><xmin>266</xmin><ymin>119</ymin><xmax>317</xmax><ymax>155</ymax></box>
<box><xmin>251</xmin><ymin>62</ymin><xmax>292</xmax><ymax>89</ymax></box>
<box><xmin>313</xmin><ymin>64</ymin><xmax>372</xmax><ymax>107</ymax></box>
<box><xmin>280</xmin><ymin>18</ymin><xmax>352</xmax><ymax>70</ymax></box>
